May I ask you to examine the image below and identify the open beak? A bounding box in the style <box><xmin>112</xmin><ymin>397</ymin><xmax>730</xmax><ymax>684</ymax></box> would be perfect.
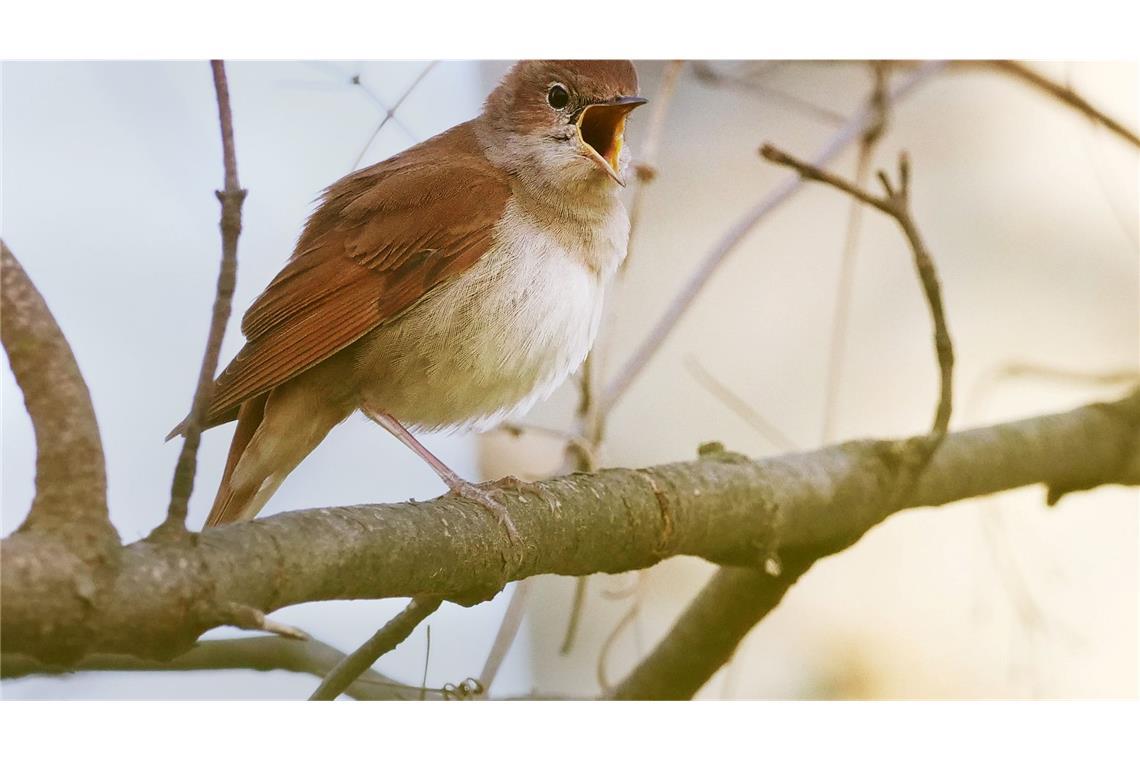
<box><xmin>576</xmin><ymin>96</ymin><xmax>648</xmax><ymax>186</ymax></box>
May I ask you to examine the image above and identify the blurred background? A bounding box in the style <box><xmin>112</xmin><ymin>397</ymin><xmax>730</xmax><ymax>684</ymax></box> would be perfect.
<box><xmin>2</xmin><ymin>60</ymin><xmax>1136</xmax><ymax>699</ymax></box>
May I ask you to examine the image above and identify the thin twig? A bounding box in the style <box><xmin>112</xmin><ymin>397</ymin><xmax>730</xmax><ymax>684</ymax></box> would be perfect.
<box><xmin>1</xmin><ymin>636</ymin><xmax>424</xmax><ymax>701</ymax></box>
<box><xmin>624</xmin><ymin>60</ymin><xmax>686</xmax><ymax>268</ymax></box>
<box><xmin>759</xmin><ymin>144</ymin><xmax>954</xmax><ymax>439</ymax></box>
<box><xmin>597</xmin><ymin>600</ymin><xmax>640</xmax><ymax>692</ymax></box>
<box><xmin>559</xmin><ymin>572</ymin><xmax>591</xmax><ymax>655</ymax></box>
<box><xmin>976</xmin><ymin>60</ymin><xmax>1140</xmax><ymax>150</ymax></box>
<box><xmin>351</xmin><ymin>61</ymin><xmax>438</xmax><ymax>170</ymax></box>
<box><xmin>419</xmin><ymin>626</ymin><xmax>431</xmax><ymax>700</ymax></box>
<box><xmin>600</xmin><ymin>61</ymin><xmax>948</xmax><ymax>416</ymax></box>
<box><xmin>222</xmin><ymin>603</ymin><xmax>308</xmax><ymax>641</ymax></box>
<box><xmin>160</xmin><ymin>60</ymin><xmax>246</xmax><ymax>533</ymax></box>
<box><xmin>497</xmin><ymin>422</ymin><xmax>597</xmax><ymax>469</ymax></box>
<box><xmin>991</xmin><ymin>362</ymin><xmax>1138</xmax><ymax>387</ymax></box>
<box><xmin>309</xmin><ymin>595</ymin><xmax>441</xmax><ymax>701</ymax></box>
<box><xmin>683</xmin><ymin>356</ymin><xmax>798</xmax><ymax>451</ymax></box>
<box><xmin>476</xmin><ymin>579</ymin><xmax>532</xmax><ymax>698</ymax></box>
<box><xmin>820</xmin><ymin>63</ymin><xmax>890</xmax><ymax>444</ymax></box>
<box><xmin>691</xmin><ymin>61</ymin><xmax>849</xmax><ymax>125</ymax></box>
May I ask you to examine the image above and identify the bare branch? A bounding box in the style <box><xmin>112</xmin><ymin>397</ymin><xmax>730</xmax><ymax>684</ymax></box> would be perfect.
<box><xmin>625</xmin><ymin>60</ymin><xmax>686</xmax><ymax>267</ymax></box>
<box><xmin>1</xmin><ymin>240</ymin><xmax>120</xmax><ymax>662</ymax></box>
<box><xmin>161</xmin><ymin>60</ymin><xmax>246</xmax><ymax>533</ymax></box>
<box><xmin>760</xmin><ymin>145</ymin><xmax>955</xmax><ymax>439</ymax></box>
<box><xmin>821</xmin><ymin>63</ymin><xmax>890</xmax><ymax>444</ymax></box>
<box><xmin>351</xmin><ymin>61</ymin><xmax>438</xmax><ymax>170</ymax></box>
<box><xmin>639</xmin><ymin>144</ymin><xmax>962</xmax><ymax>696</ymax></box>
<box><xmin>1</xmin><ymin>636</ymin><xmax>422</xmax><ymax>701</ymax></box>
<box><xmin>611</xmin><ymin>560</ymin><xmax>812</xmax><ymax>699</ymax></box>
<box><xmin>3</xmin><ymin>388</ymin><xmax>1137</xmax><ymax>667</ymax></box>
<box><xmin>600</xmin><ymin>61</ymin><xmax>949</xmax><ymax>415</ymax></box>
<box><xmin>309</xmin><ymin>595</ymin><xmax>441</xmax><ymax>700</ymax></box>
<box><xmin>221</xmin><ymin>603</ymin><xmax>308</xmax><ymax>641</ymax></box>
<box><xmin>975</xmin><ymin>60</ymin><xmax>1140</xmax><ymax>150</ymax></box>
<box><xmin>477</xmin><ymin>579</ymin><xmax>533</xmax><ymax>697</ymax></box>
<box><xmin>684</xmin><ymin>356</ymin><xmax>798</xmax><ymax>452</ymax></box>
<box><xmin>1</xmin><ymin>241</ymin><xmax>116</xmax><ymax>539</ymax></box>
<box><xmin>691</xmin><ymin>61</ymin><xmax>849</xmax><ymax>125</ymax></box>
<box><xmin>559</xmin><ymin>572</ymin><xmax>592</xmax><ymax>655</ymax></box>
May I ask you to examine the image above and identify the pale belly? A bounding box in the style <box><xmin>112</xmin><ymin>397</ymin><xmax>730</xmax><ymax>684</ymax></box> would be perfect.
<box><xmin>352</xmin><ymin>237</ymin><xmax>610</xmax><ymax>431</ymax></box>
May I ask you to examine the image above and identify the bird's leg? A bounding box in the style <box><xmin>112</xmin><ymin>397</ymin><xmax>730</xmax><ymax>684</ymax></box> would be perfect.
<box><xmin>363</xmin><ymin>407</ymin><xmax>520</xmax><ymax>543</ymax></box>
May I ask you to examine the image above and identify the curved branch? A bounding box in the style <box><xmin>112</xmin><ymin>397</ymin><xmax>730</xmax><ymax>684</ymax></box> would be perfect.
<box><xmin>2</xmin><ymin>388</ymin><xmax>1137</xmax><ymax>667</ymax></box>
<box><xmin>978</xmin><ymin>60</ymin><xmax>1140</xmax><ymax>149</ymax></box>
<box><xmin>0</xmin><ymin>241</ymin><xmax>115</xmax><ymax>539</ymax></box>
<box><xmin>759</xmin><ymin>146</ymin><xmax>954</xmax><ymax>439</ymax></box>
<box><xmin>1</xmin><ymin>636</ymin><xmax>421</xmax><ymax>701</ymax></box>
<box><xmin>1</xmin><ymin>240</ymin><xmax>121</xmax><ymax>663</ymax></box>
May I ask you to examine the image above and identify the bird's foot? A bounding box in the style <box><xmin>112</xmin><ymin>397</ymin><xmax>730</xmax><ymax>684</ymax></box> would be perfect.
<box><xmin>447</xmin><ymin>478</ymin><xmax>521</xmax><ymax>544</ymax></box>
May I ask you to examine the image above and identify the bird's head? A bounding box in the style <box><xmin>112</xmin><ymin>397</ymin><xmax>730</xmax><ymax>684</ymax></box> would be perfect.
<box><xmin>480</xmin><ymin>60</ymin><xmax>645</xmax><ymax>196</ymax></box>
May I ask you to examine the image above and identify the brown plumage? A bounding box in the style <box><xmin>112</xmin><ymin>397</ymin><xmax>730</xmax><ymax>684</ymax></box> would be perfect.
<box><xmin>203</xmin><ymin>124</ymin><xmax>509</xmax><ymax>428</ymax></box>
<box><xmin>174</xmin><ymin>60</ymin><xmax>644</xmax><ymax>531</ymax></box>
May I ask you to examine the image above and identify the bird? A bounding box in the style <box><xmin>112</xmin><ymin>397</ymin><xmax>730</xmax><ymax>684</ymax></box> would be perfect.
<box><xmin>170</xmin><ymin>60</ymin><xmax>646</xmax><ymax>540</ymax></box>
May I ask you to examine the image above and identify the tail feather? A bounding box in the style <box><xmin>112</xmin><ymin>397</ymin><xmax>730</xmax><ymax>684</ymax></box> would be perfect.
<box><xmin>205</xmin><ymin>396</ymin><xmax>268</xmax><ymax>527</ymax></box>
<box><xmin>165</xmin><ymin>405</ymin><xmax>240</xmax><ymax>442</ymax></box>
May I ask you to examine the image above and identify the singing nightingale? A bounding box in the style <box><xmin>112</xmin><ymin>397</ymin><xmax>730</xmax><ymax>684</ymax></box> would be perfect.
<box><xmin>171</xmin><ymin>60</ymin><xmax>645</xmax><ymax>540</ymax></box>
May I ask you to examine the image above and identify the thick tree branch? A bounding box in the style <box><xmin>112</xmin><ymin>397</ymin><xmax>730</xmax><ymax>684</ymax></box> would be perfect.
<box><xmin>3</xmin><ymin>388</ymin><xmax>1137</xmax><ymax>668</ymax></box>
<box><xmin>0</xmin><ymin>242</ymin><xmax>116</xmax><ymax>539</ymax></box>
<box><xmin>611</xmin><ymin>561</ymin><xmax>812</xmax><ymax>699</ymax></box>
<box><xmin>1</xmin><ymin>240</ymin><xmax>121</xmax><ymax>662</ymax></box>
<box><xmin>161</xmin><ymin>60</ymin><xmax>246</xmax><ymax>532</ymax></box>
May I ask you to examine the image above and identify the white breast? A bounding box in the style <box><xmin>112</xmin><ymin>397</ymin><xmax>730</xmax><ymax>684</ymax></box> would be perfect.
<box><xmin>355</xmin><ymin>196</ymin><xmax>629</xmax><ymax>431</ymax></box>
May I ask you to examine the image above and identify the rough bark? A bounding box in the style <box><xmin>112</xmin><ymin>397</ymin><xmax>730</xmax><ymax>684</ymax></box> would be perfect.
<box><xmin>1</xmin><ymin>241</ymin><xmax>121</xmax><ymax>662</ymax></box>
<box><xmin>4</xmin><ymin>388</ymin><xmax>1137</xmax><ymax>665</ymax></box>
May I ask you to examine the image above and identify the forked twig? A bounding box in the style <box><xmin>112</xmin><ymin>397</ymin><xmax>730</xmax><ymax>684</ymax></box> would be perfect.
<box><xmin>760</xmin><ymin>144</ymin><xmax>954</xmax><ymax>439</ymax></box>
<box><xmin>351</xmin><ymin>61</ymin><xmax>439</xmax><ymax>170</ymax></box>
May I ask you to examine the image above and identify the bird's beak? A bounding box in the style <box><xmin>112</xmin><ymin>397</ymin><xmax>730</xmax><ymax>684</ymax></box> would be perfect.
<box><xmin>576</xmin><ymin>96</ymin><xmax>648</xmax><ymax>186</ymax></box>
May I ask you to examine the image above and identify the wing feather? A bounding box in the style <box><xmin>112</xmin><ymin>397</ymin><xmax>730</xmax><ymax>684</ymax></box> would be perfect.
<box><xmin>201</xmin><ymin>122</ymin><xmax>509</xmax><ymax>427</ymax></box>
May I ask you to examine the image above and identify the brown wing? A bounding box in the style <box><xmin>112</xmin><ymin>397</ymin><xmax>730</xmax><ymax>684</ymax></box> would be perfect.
<box><xmin>201</xmin><ymin>122</ymin><xmax>510</xmax><ymax>426</ymax></box>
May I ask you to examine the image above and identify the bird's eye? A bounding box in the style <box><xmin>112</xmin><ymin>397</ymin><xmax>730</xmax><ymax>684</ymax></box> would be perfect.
<box><xmin>547</xmin><ymin>84</ymin><xmax>569</xmax><ymax>110</ymax></box>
